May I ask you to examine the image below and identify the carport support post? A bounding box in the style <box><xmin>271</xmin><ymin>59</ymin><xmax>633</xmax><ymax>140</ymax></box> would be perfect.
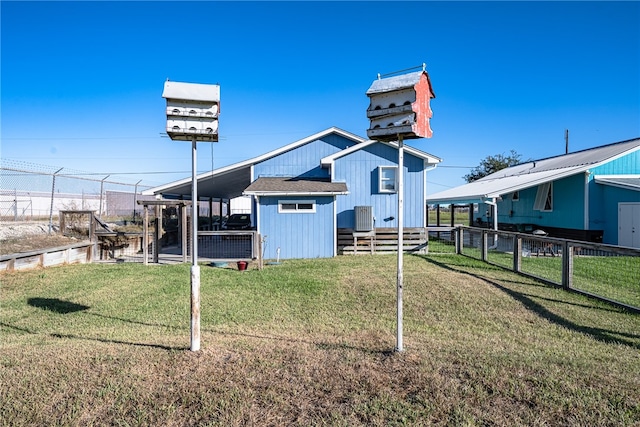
<box><xmin>181</xmin><ymin>203</ymin><xmax>188</xmax><ymax>263</ymax></box>
<box><xmin>143</xmin><ymin>205</ymin><xmax>149</xmax><ymax>266</ymax></box>
<box><xmin>396</xmin><ymin>134</ymin><xmax>404</xmax><ymax>353</ymax></box>
<box><xmin>190</xmin><ymin>136</ymin><xmax>201</xmax><ymax>352</ymax></box>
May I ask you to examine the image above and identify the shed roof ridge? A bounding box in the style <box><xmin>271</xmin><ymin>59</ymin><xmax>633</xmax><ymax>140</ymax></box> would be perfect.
<box><xmin>530</xmin><ymin>136</ymin><xmax>640</xmax><ymax>164</ymax></box>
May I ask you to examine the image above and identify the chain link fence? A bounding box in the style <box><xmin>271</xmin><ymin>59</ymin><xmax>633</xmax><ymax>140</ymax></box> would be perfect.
<box><xmin>0</xmin><ymin>159</ymin><xmax>155</xmax><ymax>222</ymax></box>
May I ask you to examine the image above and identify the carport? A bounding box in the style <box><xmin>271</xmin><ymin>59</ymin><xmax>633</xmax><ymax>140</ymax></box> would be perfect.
<box><xmin>143</xmin><ymin>160</ymin><xmax>253</xmax><ymax>215</ymax></box>
<box><xmin>141</xmin><ymin>159</ymin><xmax>259</xmax><ymax>263</ymax></box>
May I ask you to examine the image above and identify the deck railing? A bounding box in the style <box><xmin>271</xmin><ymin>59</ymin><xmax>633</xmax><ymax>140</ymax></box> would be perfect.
<box><xmin>338</xmin><ymin>227</ymin><xmax>428</xmax><ymax>255</ymax></box>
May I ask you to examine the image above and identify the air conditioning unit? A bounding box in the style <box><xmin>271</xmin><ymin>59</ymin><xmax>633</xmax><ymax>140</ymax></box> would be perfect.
<box><xmin>354</xmin><ymin>206</ymin><xmax>373</xmax><ymax>232</ymax></box>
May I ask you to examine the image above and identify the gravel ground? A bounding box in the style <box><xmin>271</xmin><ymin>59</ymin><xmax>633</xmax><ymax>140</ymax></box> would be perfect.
<box><xmin>0</xmin><ymin>222</ymin><xmax>58</xmax><ymax>240</ymax></box>
<box><xmin>0</xmin><ymin>222</ymin><xmax>79</xmax><ymax>255</ymax></box>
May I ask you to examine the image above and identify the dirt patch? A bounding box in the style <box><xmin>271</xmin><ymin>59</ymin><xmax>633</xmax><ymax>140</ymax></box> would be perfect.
<box><xmin>0</xmin><ymin>222</ymin><xmax>81</xmax><ymax>256</ymax></box>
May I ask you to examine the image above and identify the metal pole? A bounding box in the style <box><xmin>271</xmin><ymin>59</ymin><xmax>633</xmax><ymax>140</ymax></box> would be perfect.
<box><xmin>99</xmin><ymin>175</ymin><xmax>109</xmax><ymax>218</ymax></box>
<box><xmin>190</xmin><ymin>136</ymin><xmax>201</xmax><ymax>352</ymax></box>
<box><xmin>133</xmin><ymin>180</ymin><xmax>141</xmax><ymax>222</ymax></box>
<box><xmin>396</xmin><ymin>134</ymin><xmax>404</xmax><ymax>352</ymax></box>
<box><xmin>49</xmin><ymin>168</ymin><xmax>63</xmax><ymax>234</ymax></box>
<box><xmin>14</xmin><ymin>189</ymin><xmax>18</xmax><ymax>221</ymax></box>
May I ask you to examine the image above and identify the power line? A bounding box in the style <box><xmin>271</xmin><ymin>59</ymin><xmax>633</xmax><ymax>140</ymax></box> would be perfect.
<box><xmin>426</xmin><ymin>180</ymin><xmax>457</xmax><ymax>189</ymax></box>
<box><xmin>58</xmin><ymin>171</ymin><xmax>193</xmax><ymax>176</ymax></box>
<box><xmin>2</xmin><ymin>129</ymin><xmax>313</xmax><ymax>141</ymax></box>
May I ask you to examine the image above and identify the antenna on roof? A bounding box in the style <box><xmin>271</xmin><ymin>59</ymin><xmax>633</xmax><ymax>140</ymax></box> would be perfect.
<box><xmin>378</xmin><ymin>64</ymin><xmax>427</xmax><ymax>79</ymax></box>
<box><xmin>565</xmin><ymin>129</ymin><xmax>569</xmax><ymax>154</ymax></box>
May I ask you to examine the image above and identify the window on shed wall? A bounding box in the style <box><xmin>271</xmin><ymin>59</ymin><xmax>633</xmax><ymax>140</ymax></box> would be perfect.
<box><xmin>278</xmin><ymin>200</ymin><xmax>316</xmax><ymax>213</ymax></box>
<box><xmin>379</xmin><ymin>166</ymin><xmax>397</xmax><ymax>193</ymax></box>
<box><xmin>533</xmin><ymin>182</ymin><xmax>553</xmax><ymax>211</ymax></box>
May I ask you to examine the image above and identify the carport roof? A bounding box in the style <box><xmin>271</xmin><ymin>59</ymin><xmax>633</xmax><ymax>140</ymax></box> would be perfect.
<box><xmin>594</xmin><ymin>175</ymin><xmax>640</xmax><ymax>191</ymax></box>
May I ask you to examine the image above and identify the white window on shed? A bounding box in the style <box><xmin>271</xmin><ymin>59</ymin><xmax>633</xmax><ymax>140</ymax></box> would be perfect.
<box><xmin>379</xmin><ymin>166</ymin><xmax>398</xmax><ymax>193</ymax></box>
<box><xmin>533</xmin><ymin>182</ymin><xmax>553</xmax><ymax>211</ymax></box>
<box><xmin>278</xmin><ymin>200</ymin><xmax>316</xmax><ymax>213</ymax></box>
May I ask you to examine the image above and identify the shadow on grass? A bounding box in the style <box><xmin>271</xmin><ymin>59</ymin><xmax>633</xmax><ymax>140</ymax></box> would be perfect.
<box><xmin>420</xmin><ymin>256</ymin><xmax>640</xmax><ymax>350</ymax></box>
<box><xmin>27</xmin><ymin>297</ymin><xmax>89</xmax><ymax>314</ymax></box>
<box><xmin>13</xmin><ymin>298</ymin><xmax>187</xmax><ymax>351</ymax></box>
<box><xmin>16</xmin><ymin>302</ymin><xmax>379</xmax><ymax>354</ymax></box>
<box><xmin>213</xmin><ymin>329</ymin><xmax>393</xmax><ymax>356</ymax></box>
<box><xmin>1</xmin><ymin>320</ymin><xmax>186</xmax><ymax>351</ymax></box>
<box><xmin>86</xmin><ymin>312</ymin><xmax>184</xmax><ymax>330</ymax></box>
<box><xmin>49</xmin><ymin>332</ymin><xmax>183</xmax><ymax>351</ymax></box>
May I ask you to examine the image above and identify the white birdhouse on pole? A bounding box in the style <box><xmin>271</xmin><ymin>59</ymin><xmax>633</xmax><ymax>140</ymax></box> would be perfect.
<box><xmin>161</xmin><ymin>79</ymin><xmax>220</xmax><ymax>352</ymax></box>
<box><xmin>162</xmin><ymin>80</ymin><xmax>220</xmax><ymax>142</ymax></box>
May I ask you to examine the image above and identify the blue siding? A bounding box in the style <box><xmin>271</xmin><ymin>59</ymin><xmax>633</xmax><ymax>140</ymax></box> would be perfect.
<box><xmin>254</xmin><ymin>134</ymin><xmax>353</xmax><ymax>179</ymax></box>
<box><xmin>495</xmin><ymin>186</ymin><xmax>539</xmax><ymax>224</ymax></box>
<box><xmin>334</xmin><ymin>144</ymin><xmax>425</xmax><ymax>228</ymax></box>
<box><xmin>475</xmin><ymin>150</ymin><xmax>640</xmax><ymax>241</ymax></box>
<box><xmin>588</xmin><ymin>184</ymin><xmax>640</xmax><ymax>245</ymax></box>
<box><xmin>546</xmin><ymin>173</ymin><xmax>586</xmax><ymax>228</ymax></box>
<box><xmin>588</xmin><ymin>150</ymin><xmax>640</xmax><ymax>244</ymax></box>
<box><xmin>495</xmin><ymin>174</ymin><xmax>586</xmax><ymax>229</ymax></box>
<box><xmin>590</xmin><ymin>149</ymin><xmax>640</xmax><ymax>175</ymax></box>
<box><xmin>258</xmin><ymin>196</ymin><xmax>334</xmax><ymax>259</ymax></box>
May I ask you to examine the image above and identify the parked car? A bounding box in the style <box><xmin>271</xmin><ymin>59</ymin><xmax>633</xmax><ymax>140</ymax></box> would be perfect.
<box><xmin>222</xmin><ymin>214</ymin><xmax>252</xmax><ymax>230</ymax></box>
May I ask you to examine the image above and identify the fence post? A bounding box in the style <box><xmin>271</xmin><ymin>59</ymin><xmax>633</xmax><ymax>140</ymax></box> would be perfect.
<box><xmin>99</xmin><ymin>175</ymin><xmax>109</xmax><ymax>218</ymax></box>
<box><xmin>481</xmin><ymin>230</ymin><xmax>488</xmax><ymax>261</ymax></box>
<box><xmin>143</xmin><ymin>205</ymin><xmax>149</xmax><ymax>266</ymax></box>
<box><xmin>181</xmin><ymin>203</ymin><xmax>188</xmax><ymax>263</ymax></box>
<box><xmin>562</xmin><ymin>241</ymin><xmax>573</xmax><ymax>290</ymax></box>
<box><xmin>14</xmin><ymin>189</ymin><xmax>18</xmax><ymax>221</ymax></box>
<box><xmin>49</xmin><ymin>168</ymin><xmax>63</xmax><ymax>234</ymax></box>
<box><xmin>456</xmin><ymin>227</ymin><xmax>463</xmax><ymax>254</ymax></box>
<box><xmin>513</xmin><ymin>235</ymin><xmax>522</xmax><ymax>272</ymax></box>
<box><xmin>153</xmin><ymin>205</ymin><xmax>159</xmax><ymax>264</ymax></box>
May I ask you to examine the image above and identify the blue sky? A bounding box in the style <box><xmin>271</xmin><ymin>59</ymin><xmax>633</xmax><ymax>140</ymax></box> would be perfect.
<box><xmin>2</xmin><ymin>1</ymin><xmax>639</xmax><ymax>194</ymax></box>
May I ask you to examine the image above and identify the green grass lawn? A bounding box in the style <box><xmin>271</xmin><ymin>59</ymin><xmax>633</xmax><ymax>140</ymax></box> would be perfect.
<box><xmin>428</xmin><ymin>210</ymin><xmax>470</xmax><ymax>226</ymax></box>
<box><xmin>2</xmin><ymin>255</ymin><xmax>639</xmax><ymax>426</ymax></box>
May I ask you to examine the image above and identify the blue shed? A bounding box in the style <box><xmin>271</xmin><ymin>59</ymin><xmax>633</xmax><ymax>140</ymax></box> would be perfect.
<box><xmin>147</xmin><ymin>127</ymin><xmax>441</xmax><ymax>259</ymax></box>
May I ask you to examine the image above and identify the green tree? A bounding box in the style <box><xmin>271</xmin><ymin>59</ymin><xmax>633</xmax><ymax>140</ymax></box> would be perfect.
<box><xmin>463</xmin><ymin>150</ymin><xmax>526</xmax><ymax>183</ymax></box>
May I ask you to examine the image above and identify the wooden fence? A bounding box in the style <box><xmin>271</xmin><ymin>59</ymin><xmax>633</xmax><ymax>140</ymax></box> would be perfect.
<box><xmin>0</xmin><ymin>241</ymin><xmax>95</xmax><ymax>272</ymax></box>
<box><xmin>455</xmin><ymin>226</ymin><xmax>640</xmax><ymax>314</ymax></box>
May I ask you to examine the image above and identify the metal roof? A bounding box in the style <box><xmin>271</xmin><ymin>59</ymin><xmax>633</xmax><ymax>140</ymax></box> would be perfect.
<box><xmin>427</xmin><ymin>137</ymin><xmax>640</xmax><ymax>205</ymax></box>
<box><xmin>243</xmin><ymin>177</ymin><xmax>348</xmax><ymax>196</ymax></box>
<box><xmin>320</xmin><ymin>139</ymin><xmax>441</xmax><ymax>168</ymax></box>
<box><xmin>366</xmin><ymin>71</ymin><xmax>428</xmax><ymax>95</ymax></box>
<box><xmin>162</xmin><ymin>81</ymin><xmax>220</xmax><ymax>102</ymax></box>
<box><xmin>594</xmin><ymin>175</ymin><xmax>640</xmax><ymax>191</ymax></box>
<box><xmin>143</xmin><ymin>127</ymin><xmax>365</xmax><ymax>199</ymax></box>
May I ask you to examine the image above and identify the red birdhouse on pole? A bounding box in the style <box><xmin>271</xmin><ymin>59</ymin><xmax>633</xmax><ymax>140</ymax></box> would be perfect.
<box><xmin>366</xmin><ymin>66</ymin><xmax>435</xmax><ymax>142</ymax></box>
